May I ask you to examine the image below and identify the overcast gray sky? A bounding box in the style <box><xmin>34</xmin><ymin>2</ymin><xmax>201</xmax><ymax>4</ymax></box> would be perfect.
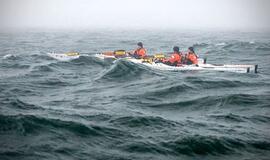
<box><xmin>0</xmin><ymin>0</ymin><xmax>269</xmax><ymax>31</ymax></box>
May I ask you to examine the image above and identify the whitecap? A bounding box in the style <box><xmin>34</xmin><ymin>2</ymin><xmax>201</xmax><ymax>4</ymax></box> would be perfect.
<box><xmin>215</xmin><ymin>42</ymin><xmax>226</xmax><ymax>46</ymax></box>
<box><xmin>3</xmin><ymin>54</ymin><xmax>16</xmax><ymax>59</ymax></box>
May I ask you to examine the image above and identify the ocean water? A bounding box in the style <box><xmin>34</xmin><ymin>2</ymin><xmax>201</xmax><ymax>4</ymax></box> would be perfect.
<box><xmin>0</xmin><ymin>29</ymin><xmax>270</xmax><ymax>160</ymax></box>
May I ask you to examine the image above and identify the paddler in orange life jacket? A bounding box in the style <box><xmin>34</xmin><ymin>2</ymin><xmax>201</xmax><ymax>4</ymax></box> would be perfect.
<box><xmin>132</xmin><ymin>42</ymin><xmax>147</xmax><ymax>59</ymax></box>
<box><xmin>162</xmin><ymin>46</ymin><xmax>182</xmax><ymax>66</ymax></box>
<box><xmin>185</xmin><ymin>47</ymin><xmax>198</xmax><ymax>65</ymax></box>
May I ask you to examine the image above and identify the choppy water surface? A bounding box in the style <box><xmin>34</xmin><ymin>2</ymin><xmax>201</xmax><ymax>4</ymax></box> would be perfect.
<box><xmin>0</xmin><ymin>29</ymin><xmax>270</xmax><ymax>160</ymax></box>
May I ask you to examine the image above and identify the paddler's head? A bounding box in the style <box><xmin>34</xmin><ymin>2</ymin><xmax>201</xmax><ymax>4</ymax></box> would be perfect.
<box><xmin>188</xmin><ymin>47</ymin><xmax>194</xmax><ymax>54</ymax></box>
<box><xmin>137</xmin><ymin>42</ymin><xmax>143</xmax><ymax>48</ymax></box>
<box><xmin>173</xmin><ymin>46</ymin><xmax>180</xmax><ymax>53</ymax></box>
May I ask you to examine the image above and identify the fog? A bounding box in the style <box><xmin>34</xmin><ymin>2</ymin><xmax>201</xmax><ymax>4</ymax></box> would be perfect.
<box><xmin>0</xmin><ymin>0</ymin><xmax>269</xmax><ymax>31</ymax></box>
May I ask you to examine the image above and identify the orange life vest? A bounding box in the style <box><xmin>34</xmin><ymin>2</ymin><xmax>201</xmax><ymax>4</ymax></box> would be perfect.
<box><xmin>134</xmin><ymin>48</ymin><xmax>146</xmax><ymax>58</ymax></box>
<box><xmin>168</xmin><ymin>52</ymin><xmax>182</xmax><ymax>64</ymax></box>
<box><xmin>186</xmin><ymin>53</ymin><xmax>198</xmax><ymax>64</ymax></box>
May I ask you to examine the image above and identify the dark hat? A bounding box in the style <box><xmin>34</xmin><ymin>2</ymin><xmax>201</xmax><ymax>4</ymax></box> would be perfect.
<box><xmin>137</xmin><ymin>42</ymin><xmax>143</xmax><ymax>47</ymax></box>
<box><xmin>173</xmin><ymin>46</ymin><xmax>180</xmax><ymax>52</ymax></box>
<box><xmin>188</xmin><ymin>47</ymin><xmax>194</xmax><ymax>53</ymax></box>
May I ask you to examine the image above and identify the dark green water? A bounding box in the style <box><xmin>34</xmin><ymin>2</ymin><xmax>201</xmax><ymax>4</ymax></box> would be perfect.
<box><xmin>0</xmin><ymin>29</ymin><xmax>270</xmax><ymax>160</ymax></box>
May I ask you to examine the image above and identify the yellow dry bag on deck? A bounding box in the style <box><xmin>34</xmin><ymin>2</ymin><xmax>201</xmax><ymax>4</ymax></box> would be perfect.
<box><xmin>142</xmin><ymin>57</ymin><xmax>153</xmax><ymax>64</ymax></box>
<box><xmin>154</xmin><ymin>53</ymin><xmax>165</xmax><ymax>59</ymax></box>
<box><xmin>65</xmin><ymin>52</ymin><xmax>80</xmax><ymax>56</ymax></box>
<box><xmin>114</xmin><ymin>50</ymin><xmax>126</xmax><ymax>56</ymax></box>
<box><xmin>153</xmin><ymin>53</ymin><xmax>165</xmax><ymax>62</ymax></box>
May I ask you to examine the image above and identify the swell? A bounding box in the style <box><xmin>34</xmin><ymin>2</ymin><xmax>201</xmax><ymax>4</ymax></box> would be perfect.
<box><xmin>110</xmin><ymin>115</ymin><xmax>181</xmax><ymax>129</ymax></box>
<box><xmin>146</xmin><ymin>93</ymin><xmax>270</xmax><ymax>109</ymax></box>
<box><xmin>131</xmin><ymin>83</ymin><xmax>194</xmax><ymax>99</ymax></box>
<box><xmin>27</xmin><ymin>78</ymin><xmax>71</xmax><ymax>88</ymax></box>
<box><xmin>192</xmin><ymin>41</ymin><xmax>269</xmax><ymax>48</ymax></box>
<box><xmin>0</xmin><ymin>114</ymin><xmax>125</xmax><ymax>137</ymax></box>
<box><xmin>158</xmin><ymin>135</ymin><xmax>270</xmax><ymax>156</ymax></box>
<box><xmin>30</xmin><ymin>64</ymin><xmax>54</xmax><ymax>72</ymax></box>
<box><xmin>2</xmin><ymin>54</ymin><xmax>19</xmax><ymax>60</ymax></box>
<box><xmin>115</xmin><ymin>133</ymin><xmax>270</xmax><ymax>156</ymax></box>
<box><xmin>255</xmin><ymin>42</ymin><xmax>270</xmax><ymax>51</ymax></box>
<box><xmin>31</xmin><ymin>54</ymin><xmax>108</xmax><ymax>71</ymax></box>
<box><xmin>0</xmin><ymin>114</ymin><xmax>137</xmax><ymax>159</ymax></box>
<box><xmin>207</xmin><ymin>113</ymin><xmax>246</xmax><ymax>123</ymax></box>
<box><xmin>184</xmin><ymin>76</ymin><xmax>264</xmax><ymax>89</ymax></box>
<box><xmin>1</xmin><ymin>54</ymin><xmax>109</xmax><ymax>75</ymax></box>
<box><xmin>133</xmin><ymin>78</ymin><xmax>264</xmax><ymax>99</ymax></box>
<box><xmin>208</xmin><ymin>113</ymin><xmax>270</xmax><ymax>124</ymax></box>
<box><xmin>96</xmin><ymin>59</ymin><xmax>160</xmax><ymax>82</ymax></box>
<box><xmin>0</xmin><ymin>97</ymin><xmax>41</xmax><ymax>110</ymax></box>
<box><xmin>122</xmin><ymin>74</ymin><xmax>269</xmax><ymax>107</ymax></box>
<box><xmin>192</xmin><ymin>41</ymin><xmax>270</xmax><ymax>56</ymax></box>
<box><xmin>0</xmin><ymin>31</ymin><xmax>269</xmax><ymax>160</ymax></box>
<box><xmin>69</xmin><ymin>55</ymin><xmax>110</xmax><ymax>67</ymax></box>
<box><xmin>0</xmin><ymin>62</ymin><xmax>30</xmax><ymax>69</ymax></box>
<box><xmin>217</xmin><ymin>41</ymin><xmax>269</xmax><ymax>50</ymax></box>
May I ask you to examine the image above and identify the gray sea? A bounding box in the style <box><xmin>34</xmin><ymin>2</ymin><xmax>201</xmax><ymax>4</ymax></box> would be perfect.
<box><xmin>0</xmin><ymin>29</ymin><xmax>270</xmax><ymax>160</ymax></box>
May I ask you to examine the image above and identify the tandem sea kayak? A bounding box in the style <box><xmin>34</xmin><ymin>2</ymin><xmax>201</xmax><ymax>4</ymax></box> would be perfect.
<box><xmin>95</xmin><ymin>52</ymin><xmax>258</xmax><ymax>73</ymax></box>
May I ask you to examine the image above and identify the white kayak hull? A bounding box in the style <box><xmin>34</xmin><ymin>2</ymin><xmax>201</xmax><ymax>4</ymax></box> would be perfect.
<box><xmin>95</xmin><ymin>53</ymin><xmax>258</xmax><ymax>73</ymax></box>
<box><xmin>126</xmin><ymin>58</ymin><xmax>256</xmax><ymax>73</ymax></box>
<box><xmin>47</xmin><ymin>52</ymin><xmax>80</xmax><ymax>61</ymax></box>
